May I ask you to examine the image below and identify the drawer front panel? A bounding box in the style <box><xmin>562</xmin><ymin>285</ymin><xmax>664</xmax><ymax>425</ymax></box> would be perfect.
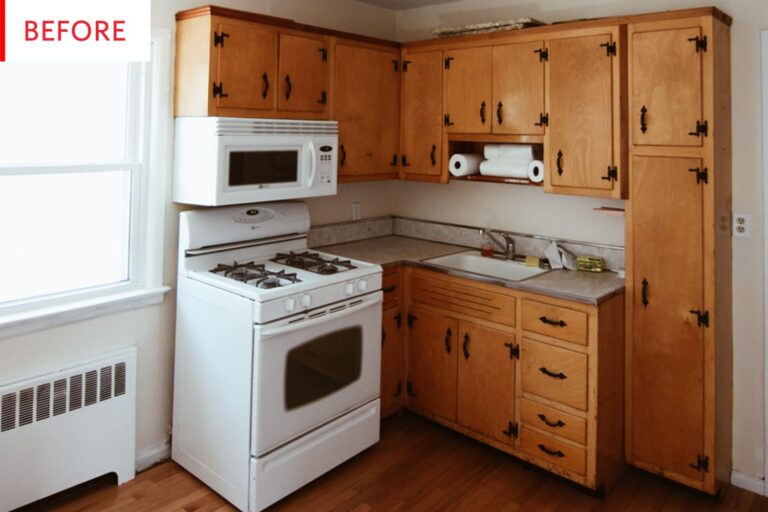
<box><xmin>520</xmin><ymin>398</ymin><xmax>587</xmax><ymax>445</ymax></box>
<box><xmin>411</xmin><ymin>275</ymin><xmax>516</xmax><ymax>326</ymax></box>
<box><xmin>522</xmin><ymin>299</ymin><xmax>588</xmax><ymax>345</ymax></box>
<box><xmin>519</xmin><ymin>427</ymin><xmax>587</xmax><ymax>476</ymax></box>
<box><xmin>521</xmin><ymin>339</ymin><xmax>588</xmax><ymax>411</ymax></box>
<box><xmin>382</xmin><ymin>271</ymin><xmax>401</xmax><ymax>308</ymax></box>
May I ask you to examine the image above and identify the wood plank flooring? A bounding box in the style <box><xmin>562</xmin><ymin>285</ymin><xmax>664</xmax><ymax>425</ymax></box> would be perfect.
<box><xmin>16</xmin><ymin>413</ymin><xmax>768</xmax><ymax>511</ymax></box>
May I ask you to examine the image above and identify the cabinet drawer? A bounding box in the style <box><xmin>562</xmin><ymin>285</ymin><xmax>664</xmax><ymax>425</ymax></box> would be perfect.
<box><xmin>522</xmin><ymin>300</ymin><xmax>588</xmax><ymax>345</ymax></box>
<box><xmin>521</xmin><ymin>339</ymin><xmax>588</xmax><ymax>411</ymax></box>
<box><xmin>382</xmin><ymin>271</ymin><xmax>401</xmax><ymax>308</ymax></box>
<box><xmin>520</xmin><ymin>398</ymin><xmax>587</xmax><ymax>445</ymax></box>
<box><xmin>519</xmin><ymin>427</ymin><xmax>587</xmax><ymax>476</ymax></box>
<box><xmin>410</xmin><ymin>274</ymin><xmax>516</xmax><ymax>327</ymax></box>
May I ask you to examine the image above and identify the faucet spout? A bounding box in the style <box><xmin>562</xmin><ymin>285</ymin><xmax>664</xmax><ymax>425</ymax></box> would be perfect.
<box><xmin>481</xmin><ymin>229</ymin><xmax>516</xmax><ymax>260</ymax></box>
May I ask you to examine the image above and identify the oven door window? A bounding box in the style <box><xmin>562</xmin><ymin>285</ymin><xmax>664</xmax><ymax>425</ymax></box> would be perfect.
<box><xmin>229</xmin><ymin>150</ymin><xmax>299</xmax><ymax>186</ymax></box>
<box><xmin>285</xmin><ymin>326</ymin><xmax>362</xmax><ymax>410</ymax></box>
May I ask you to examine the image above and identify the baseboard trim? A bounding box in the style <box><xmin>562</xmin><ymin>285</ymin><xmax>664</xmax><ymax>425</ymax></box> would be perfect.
<box><xmin>731</xmin><ymin>470</ymin><xmax>766</xmax><ymax>496</ymax></box>
<box><xmin>135</xmin><ymin>443</ymin><xmax>171</xmax><ymax>473</ymax></box>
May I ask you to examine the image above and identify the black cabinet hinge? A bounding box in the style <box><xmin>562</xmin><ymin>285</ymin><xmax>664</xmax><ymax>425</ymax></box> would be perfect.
<box><xmin>503</xmin><ymin>342</ymin><xmax>520</xmax><ymax>359</ymax></box>
<box><xmin>402</xmin><ymin>59</ymin><xmax>411</xmax><ymax>72</ymax></box>
<box><xmin>212</xmin><ymin>82</ymin><xmax>227</xmax><ymax>98</ymax></box>
<box><xmin>600</xmin><ymin>41</ymin><xmax>617</xmax><ymax>56</ymax></box>
<box><xmin>317</xmin><ymin>90</ymin><xmax>327</xmax><ymax>105</ymax></box>
<box><xmin>392</xmin><ymin>59</ymin><xmax>399</xmax><ymax>72</ymax></box>
<box><xmin>689</xmin><ymin>120</ymin><xmax>709</xmax><ymax>138</ymax></box>
<box><xmin>444</xmin><ymin>56</ymin><xmax>454</xmax><ymax>69</ymax></box>
<box><xmin>318</xmin><ymin>48</ymin><xmax>328</xmax><ymax>62</ymax></box>
<box><xmin>688</xmin><ymin>167</ymin><xmax>709</xmax><ymax>185</ymax></box>
<box><xmin>690</xmin><ymin>454</ymin><xmax>709</xmax><ymax>472</ymax></box>
<box><xmin>535</xmin><ymin>113</ymin><xmax>549</xmax><ymax>127</ymax></box>
<box><xmin>393</xmin><ymin>380</ymin><xmax>402</xmax><ymax>398</ymax></box>
<box><xmin>395</xmin><ymin>313</ymin><xmax>402</xmax><ymax>328</ymax></box>
<box><xmin>688</xmin><ymin>35</ymin><xmax>708</xmax><ymax>53</ymax></box>
<box><xmin>213</xmin><ymin>31</ymin><xmax>229</xmax><ymax>47</ymax></box>
<box><xmin>406</xmin><ymin>380</ymin><xmax>417</xmax><ymax>397</ymax></box>
<box><xmin>444</xmin><ymin>114</ymin><xmax>454</xmax><ymax>127</ymax></box>
<box><xmin>689</xmin><ymin>310</ymin><xmax>710</xmax><ymax>328</ymax></box>
<box><xmin>407</xmin><ymin>313</ymin><xmax>417</xmax><ymax>328</ymax></box>
<box><xmin>502</xmin><ymin>421</ymin><xmax>519</xmax><ymax>438</ymax></box>
<box><xmin>535</xmin><ymin>48</ymin><xmax>548</xmax><ymax>61</ymax></box>
<box><xmin>601</xmin><ymin>166</ymin><xmax>618</xmax><ymax>182</ymax></box>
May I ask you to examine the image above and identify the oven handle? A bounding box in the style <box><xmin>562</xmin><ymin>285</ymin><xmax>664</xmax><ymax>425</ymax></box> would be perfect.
<box><xmin>257</xmin><ymin>294</ymin><xmax>382</xmax><ymax>339</ymax></box>
<box><xmin>306</xmin><ymin>141</ymin><xmax>318</xmax><ymax>187</ymax></box>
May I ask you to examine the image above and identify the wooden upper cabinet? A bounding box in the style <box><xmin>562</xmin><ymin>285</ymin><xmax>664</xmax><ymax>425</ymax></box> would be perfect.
<box><xmin>401</xmin><ymin>50</ymin><xmax>443</xmax><ymax>181</ymax></box>
<box><xmin>214</xmin><ymin>22</ymin><xmax>277</xmax><ymax>111</ymax></box>
<box><xmin>545</xmin><ymin>30</ymin><xmax>624</xmax><ymax>198</ymax></box>
<box><xmin>628</xmin><ymin>155</ymin><xmax>706</xmax><ymax>483</ymax></box>
<box><xmin>630</xmin><ymin>22</ymin><xmax>705</xmax><ymax>147</ymax></box>
<box><xmin>456</xmin><ymin>321</ymin><xmax>516</xmax><ymax>444</ymax></box>
<box><xmin>277</xmin><ymin>33</ymin><xmax>330</xmax><ymax>114</ymax></box>
<box><xmin>492</xmin><ymin>41</ymin><xmax>546</xmax><ymax>135</ymax></box>
<box><xmin>407</xmin><ymin>306</ymin><xmax>458</xmax><ymax>421</ymax></box>
<box><xmin>335</xmin><ymin>42</ymin><xmax>400</xmax><ymax>181</ymax></box>
<box><xmin>443</xmin><ymin>47</ymin><xmax>493</xmax><ymax>133</ymax></box>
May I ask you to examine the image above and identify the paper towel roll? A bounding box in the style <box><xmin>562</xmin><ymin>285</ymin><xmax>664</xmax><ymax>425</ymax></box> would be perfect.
<box><xmin>484</xmin><ymin>144</ymin><xmax>534</xmax><ymax>161</ymax></box>
<box><xmin>527</xmin><ymin>160</ymin><xmax>544</xmax><ymax>183</ymax></box>
<box><xmin>479</xmin><ymin>160</ymin><xmax>529</xmax><ymax>178</ymax></box>
<box><xmin>449</xmin><ymin>154</ymin><xmax>482</xmax><ymax>177</ymax></box>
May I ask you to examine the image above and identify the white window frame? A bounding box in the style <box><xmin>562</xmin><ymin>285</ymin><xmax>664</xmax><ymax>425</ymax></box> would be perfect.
<box><xmin>0</xmin><ymin>28</ymin><xmax>172</xmax><ymax>339</ymax></box>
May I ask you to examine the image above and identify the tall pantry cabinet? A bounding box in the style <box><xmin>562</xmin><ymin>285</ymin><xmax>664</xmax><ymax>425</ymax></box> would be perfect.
<box><xmin>625</xmin><ymin>12</ymin><xmax>732</xmax><ymax>495</ymax></box>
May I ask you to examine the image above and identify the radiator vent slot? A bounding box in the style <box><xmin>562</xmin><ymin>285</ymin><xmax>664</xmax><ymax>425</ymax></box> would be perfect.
<box><xmin>19</xmin><ymin>388</ymin><xmax>34</xmax><ymax>426</ymax></box>
<box><xmin>36</xmin><ymin>383</ymin><xmax>51</xmax><ymax>422</ymax></box>
<box><xmin>99</xmin><ymin>367</ymin><xmax>112</xmax><ymax>402</ymax></box>
<box><xmin>69</xmin><ymin>375</ymin><xmax>83</xmax><ymax>411</ymax></box>
<box><xmin>115</xmin><ymin>362</ymin><xmax>126</xmax><ymax>397</ymax></box>
<box><xmin>1</xmin><ymin>394</ymin><xmax>16</xmax><ymax>432</ymax></box>
<box><xmin>53</xmin><ymin>379</ymin><xmax>67</xmax><ymax>416</ymax></box>
<box><xmin>84</xmin><ymin>371</ymin><xmax>98</xmax><ymax>407</ymax></box>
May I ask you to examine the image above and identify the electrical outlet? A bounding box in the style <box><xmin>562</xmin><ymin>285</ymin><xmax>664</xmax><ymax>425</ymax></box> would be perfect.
<box><xmin>351</xmin><ymin>202</ymin><xmax>361</xmax><ymax>221</ymax></box>
<box><xmin>733</xmin><ymin>213</ymin><xmax>751</xmax><ymax>238</ymax></box>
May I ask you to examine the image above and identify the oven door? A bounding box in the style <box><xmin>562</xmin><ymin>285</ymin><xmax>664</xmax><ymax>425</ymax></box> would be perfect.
<box><xmin>251</xmin><ymin>293</ymin><xmax>382</xmax><ymax>456</ymax></box>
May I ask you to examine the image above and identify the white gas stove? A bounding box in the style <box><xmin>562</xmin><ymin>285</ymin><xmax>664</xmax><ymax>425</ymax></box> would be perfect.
<box><xmin>172</xmin><ymin>202</ymin><xmax>382</xmax><ymax>512</ymax></box>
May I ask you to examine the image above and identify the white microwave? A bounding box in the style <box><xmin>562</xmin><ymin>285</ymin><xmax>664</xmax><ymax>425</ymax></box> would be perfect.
<box><xmin>173</xmin><ymin>117</ymin><xmax>337</xmax><ymax>206</ymax></box>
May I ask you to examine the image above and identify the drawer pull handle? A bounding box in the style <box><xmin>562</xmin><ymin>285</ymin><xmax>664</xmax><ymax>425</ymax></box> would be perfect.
<box><xmin>537</xmin><ymin>414</ymin><xmax>565</xmax><ymax>428</ymax></box>
<box><xmin>445</xmin><ymin>328</ymin><xmax>452</xmax><ymax>354</ymax></box>
<box><xmin>383</xmin><ymin>285</ymin><xmax>396</xmax><ymax>293</ymax></box>
<box><xmin>537</xmin><ymin>443</ymin><xmax>565</xmax><ymax>458</ymax></box>
<box><xmin>539</xmin><ymin>367</ymin><xmax>567</xmax><ymax>380</ymax></box>
<box><xmin>538</xmin><ymin>316</ymin><xmax>566</xmax><ymax>327</ymax></box>
<box><xmin>463</xmin><ymin>333</ymin><xmax>470</xmax><ymax>360</ymax></box>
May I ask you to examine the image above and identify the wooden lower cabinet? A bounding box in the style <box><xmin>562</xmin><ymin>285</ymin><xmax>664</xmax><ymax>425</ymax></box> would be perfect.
<box><xmin>381</xmin><ymin>305</ymin><xmax>404</xmax><ymax>419</ymax></box>
<box><xmin>403</xmin><ymin>268</ymin><xmax>625</xmax><ymax>493</ymax></box>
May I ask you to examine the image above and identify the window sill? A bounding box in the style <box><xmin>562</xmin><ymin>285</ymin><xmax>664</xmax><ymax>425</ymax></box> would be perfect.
<box><xmin>0</xmin><ymin>286</ymin><xmax>172</xmax><ymax>341</ymax></box>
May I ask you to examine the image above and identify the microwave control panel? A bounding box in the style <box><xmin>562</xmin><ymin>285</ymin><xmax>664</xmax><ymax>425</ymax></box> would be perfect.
<box><xmin>316</xmin><ymin>142</ymin><xmax>336</xmax><ymax>186</ymax></box>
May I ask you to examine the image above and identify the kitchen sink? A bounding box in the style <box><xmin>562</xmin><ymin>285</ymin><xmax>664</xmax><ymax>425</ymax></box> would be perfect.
<box><xmin>423</xmin><ymin>251</ymin><xmax>548</xmax><ymax>282</ymax></box>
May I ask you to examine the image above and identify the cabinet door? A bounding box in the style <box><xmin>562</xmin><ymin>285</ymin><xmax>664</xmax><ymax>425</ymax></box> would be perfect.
<box><xmin>381</xmin><ymin>306</ymin><xmax>404</xmax><ymax>419</ymax></box>
<box><xmin>278</xmin><ymin>33</ymin><xmax>329</xmax><ymax>113</ymax></box>
<box><xmin>335</xmin><ymin>43</ymin><xmax>400</xmax><ymax>179</ymax></box>
<box><xmin>457</xmin><ymin>321</ymin><xmax>516</xmax><ymax>444</ymax></box>
<box><xmin>215</xmin><ymin>22</ymin><xmax>277</xmax><ymax>111</ymax></box>
<box><xmin>407</xmin><ymin>306</ymin><xmax>458</xmax><ymax>421</ymax></box>
<box><xmin>546</xmin><ymin>33</ymin><xmax>616</xmax><ymax>193</ymax></box>
<box><xmin>443</xmin><ymin>47</ymin><xmax>492</xmax><ymax>133</ymax></box>
<box><xmin>628</xmin><ymin>155</ymin><xmax>706</xmax><ymax>483</ymax></box>
<box><xmin>631</xmin><ymin>24</ymin><xmax>703</xmax><ymax>147</ymax></box>
<box><xmin>492</xmin><ymin>41</ymin><xmax>545</xmax><ymax>135</ymax></box>
<box><xmin>401</xmin><ymin>51</ymin><xmax>443</xmax><ymax>179</ymax></box>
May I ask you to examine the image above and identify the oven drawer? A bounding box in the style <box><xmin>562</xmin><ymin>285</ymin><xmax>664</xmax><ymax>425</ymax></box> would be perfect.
<box><xmin>522</xmin><ymin>299</ymin><xmax>588</xmax><ymax>346</ymax></box>
<box><xmin>521</xmin><ymin>338</ymin><xmax>588</xmax><ymax>411</ymax></box>
<box><xmin>518</xmin><ymin>426</ymin><xmax>587</xmax><ymax>476</ymax></box>
<box><xmin>520</xmin><ymin>398</ymin><xmax>587</xmax><ymax>445</ymax></box>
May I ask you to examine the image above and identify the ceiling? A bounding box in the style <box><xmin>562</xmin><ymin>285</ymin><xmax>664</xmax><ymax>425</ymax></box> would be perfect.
<box><xmin>355</xmin><ymin>0</ymin><xmax>466</xmax><ymax>11</ymax></box>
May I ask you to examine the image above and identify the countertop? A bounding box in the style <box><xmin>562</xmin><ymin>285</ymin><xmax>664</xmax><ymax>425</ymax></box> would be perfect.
<box><xmin>319</xmin><ymin>235</ymin><xmax>624</xmax><ymax>305</ymax></box>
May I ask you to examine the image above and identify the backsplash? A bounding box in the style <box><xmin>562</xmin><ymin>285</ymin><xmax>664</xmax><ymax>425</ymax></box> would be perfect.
<box><xmin>310</xmin><ymin>216</ymin><xmax>625</xmax><ymax>271</ymax></box>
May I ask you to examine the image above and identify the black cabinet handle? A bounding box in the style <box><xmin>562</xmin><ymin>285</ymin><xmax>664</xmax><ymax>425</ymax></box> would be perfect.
<box><xmin>317</xmin><ymin>90</ymin><xmax>327</xmax><ymax>105</ymax></box>
<box><xmin>496</xmin><ymin>101</ymin><xmax>503</xmax><ymax>125</ymax></box>
<box><xmin>539</xmin><ymin>367</ymin><xmax>567</xmax><ymax>380</ymax></box>
<box><xmin>262</xmin><ymin>73</ymin><xmax>270</xmax><ymax>99</ymax></box>
<box><xmin>556</xmin><ymin>150</ymin><xmax>564</xmax><ymax>176</ymax></box>
<box><xmin>383</xmin><ymin>285</ymin><xmax>396</xmax><ymax>293</ymax></box>
<box><xmin>444</xmin><ymin>328</ymin><xmax>452</xmax><ymax>354</ymax></box>
<box><xmin>340</xmin><ymin>144</ymin><xmax>346</xmax><ymax>167</ymax></box>
<box><xmin>430</xmin><ymin>144</ymin><xmax>436</xmax><ymax>167</ymax></box>
<box><xmin>538</xmin><ymin>316</ymin><xmax>566</xmax><ymax>327</ymax></box>
<box><xmin>393</xmin><ymin>380</ymin><xmax>402</xmax><ymax>398</ymax></box>
<box><xmin>390</xmin><ymin>154</ymin><xmax>398</xmax><ymax>167</ymax></box>
<box><xmin>641</xmin><ymin>278</ymin><xmax>649</xmax><ymax>307</ymax></box>
<box><xmin>462</xmin><ymin>333</ymin><xmax>470</xmax><ymax>360</ymax></box>
<box><xmin>640</xmin><ymin>105</ymin><xmax>648</xmax><ymax>134</ymax></box>
<box><xmin>284</xmin><ymin>75</ymin><xmax>292</xmax><ymax>100</ymax></box>
<box><xmin>401</xmin><ymin>155</ymin><xmax>411</xmax><ymax>167</ymax></box>
<box><xmin>406</xmin><ymin>381</ymin><xmax>417</xmax><ymax>397</ymax></box>
<box><xmin>318</xmin><ymin>48</ymin><xmax>328</xmax><ymax>61</ymax></box>
<box><xmin>537</xmin><ymin>414</ymin><xmax>565</xmax><ymax>428</ymax></box>
<box><xmin>480</xmin><ymin>101</ymin><xmax>487</xmax><ymax>124</ymax></box>
<box><xmin>537</xmin><ymin>444</ymin><xmax>565</xmax><ymax>458</ymax></box>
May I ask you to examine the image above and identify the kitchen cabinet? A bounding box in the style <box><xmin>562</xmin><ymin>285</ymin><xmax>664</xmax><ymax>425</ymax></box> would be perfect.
<box><xmin>544</xmin><ymin>28</ymin><xmax>626</xmax><ymax>198</ymax></box>
<box><xmin>277</xmin><ymin>33</ymin><xmax>330</xmax><ymax>114</ymax></box>
<box><xmin>400</xmin><ymin>50</ymin><xmax>444</xmax><ymax>181</ymax></box>
<box><xmin>443</xmin><ymin>47</ymin><xmax>493</xmax><ymax>134</ymax></box>
<box><xmin>381</xmin><ymin>267</ymin><xmax>405</xmax><ymax>419</ymax></box>
<box><xmin>492</xmin><ymin>41</ymin><xmax>546</xmax><ymax>136</ymax></box>
<box><xmin>625</xmin><ymin>13</ymin><xmax>731</xmax><ymax>495</ymax></box>
<box><xmin>335</xmin><ymin>41</ymin><xmax>401</xmax><ymax>182</ymax></box>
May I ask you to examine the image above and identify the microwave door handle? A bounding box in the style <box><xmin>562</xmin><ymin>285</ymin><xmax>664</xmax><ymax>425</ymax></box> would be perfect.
<box><xmin>307</xmin><ymin>141</ymin><xmax>318</xmax><ymax>187</ymax></box>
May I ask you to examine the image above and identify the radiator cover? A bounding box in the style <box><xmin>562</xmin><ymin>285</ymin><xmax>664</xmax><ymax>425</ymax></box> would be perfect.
<box><xmin>0</xmin><ymin>348</ymin><xmax>136</xmax><ymax>511</ymax></box>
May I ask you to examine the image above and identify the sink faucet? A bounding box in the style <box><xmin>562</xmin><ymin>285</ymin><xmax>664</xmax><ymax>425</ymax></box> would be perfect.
<box><xmin>480</xmin><ymin>228</ymin><xmax>516</xmax><ymax>260</ymax></box>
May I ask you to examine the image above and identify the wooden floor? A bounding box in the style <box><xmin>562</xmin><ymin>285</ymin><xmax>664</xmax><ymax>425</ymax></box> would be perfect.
<box><xmin>18</xmin><ymin>413</ymin><xmax>768</xmax><ymax>512</ymax></box>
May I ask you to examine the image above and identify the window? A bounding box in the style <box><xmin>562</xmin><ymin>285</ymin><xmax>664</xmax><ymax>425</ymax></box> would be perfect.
<box><xmin>0</xmin><ymin>32</ymin><xmax>170</xmax><ymax>320</ymax></box>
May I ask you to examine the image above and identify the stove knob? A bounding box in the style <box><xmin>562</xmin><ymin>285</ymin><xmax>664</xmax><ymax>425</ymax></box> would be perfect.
<box><xmin>300</xmin><ymin>294</ymin><xmax>311</xmax><ymax>308</ymax></box>
<box><xmin>284</xmin><ymin>298</ymin><xmax>296</xmax><ymax>313</ymax></box>
<box><xmin>357</xmin><ymin>280</ymin><xmax>368</xmax><ymax>292</ymax></box>
<box><xmin>344</xmin><ymin>282</ymin><xmax>355</xmax><ymax>296</ymax></box>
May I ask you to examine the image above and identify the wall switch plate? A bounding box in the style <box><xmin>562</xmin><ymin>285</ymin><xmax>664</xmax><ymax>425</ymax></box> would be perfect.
<box><xmin>351</xmin><ymin>202</ymin><xmax>361</xmax><ymax>221</ymax></box>
<box><xmin>733</xmin><ymin>212</ymin><xmax>751</xmax><ymax>238</ymax></box>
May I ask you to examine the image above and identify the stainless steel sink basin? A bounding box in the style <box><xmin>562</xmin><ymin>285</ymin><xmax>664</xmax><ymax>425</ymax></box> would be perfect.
<box><xmin>423</xmin><ymin>251</ymin><xmax>548</xmax><ymax>282</ymax></box>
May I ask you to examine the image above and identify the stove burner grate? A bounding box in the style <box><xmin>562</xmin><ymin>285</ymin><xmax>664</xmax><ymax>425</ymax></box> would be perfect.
<box><xmin>210</xmin><ymin>261</ymin><xmax>301</xmax><ymax>288</ymax></box>
<box><xmin>272</xmin><ymin>251</ymin><xmax>356</xmax><ymax>274</ymax></box>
